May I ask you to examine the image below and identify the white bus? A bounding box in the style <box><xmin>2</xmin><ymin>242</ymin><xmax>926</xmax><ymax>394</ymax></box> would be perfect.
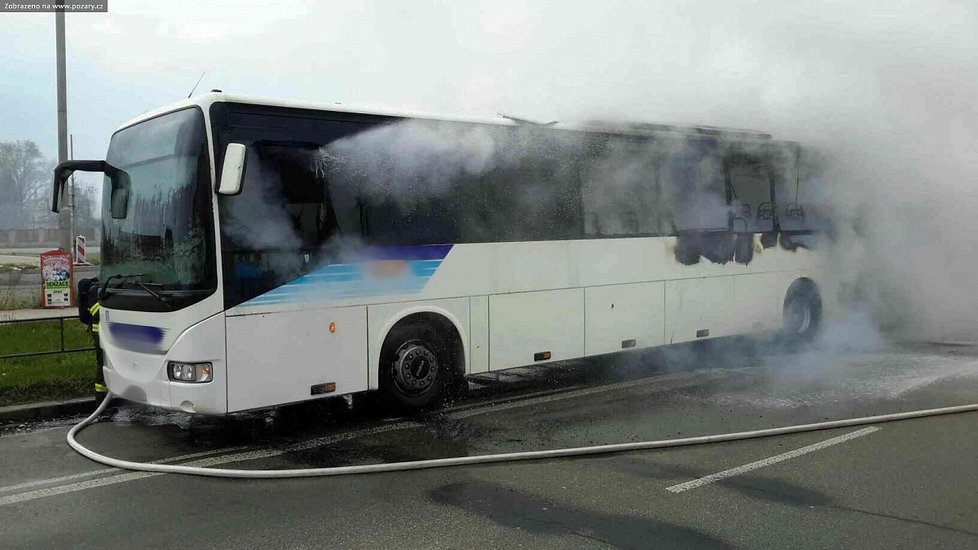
<box><xmin>52</xmin><ymin>93</ymin><xmax>824</xmax><ymax>415</ymax></box>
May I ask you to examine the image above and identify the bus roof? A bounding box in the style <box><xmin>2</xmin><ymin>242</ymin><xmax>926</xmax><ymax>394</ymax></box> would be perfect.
<box><xmin>116</xmin><ymin>92</ymin><xmax>783</xmax><ymax>144</ymax></box>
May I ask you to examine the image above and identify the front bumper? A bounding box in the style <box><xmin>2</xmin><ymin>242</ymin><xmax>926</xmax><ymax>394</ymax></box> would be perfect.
<box><xmin>102</xmin><ymin>312</ymin><xmax>227</xmax><ymax>415</ymax></box>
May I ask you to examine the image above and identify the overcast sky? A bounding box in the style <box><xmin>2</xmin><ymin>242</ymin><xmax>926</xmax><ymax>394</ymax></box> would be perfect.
<box><xmin>2</xmin><ymin>0</ymin><xmax>972</xmax><ymax>164</ymax></box>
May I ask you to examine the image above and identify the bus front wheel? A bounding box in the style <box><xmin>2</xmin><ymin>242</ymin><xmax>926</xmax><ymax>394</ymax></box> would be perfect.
<box><xmin>782</xmin><ymin>280</ymin><xmax>821</xmax><ymax>344</ymax></box>
<box><xmin>378</xmin><ymin>323</ymin><xmax>453</xmax><ymax>411</ymax></box>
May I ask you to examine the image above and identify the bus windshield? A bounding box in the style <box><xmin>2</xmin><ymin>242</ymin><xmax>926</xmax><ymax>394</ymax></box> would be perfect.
<box><xmin>101</xmin><ymin>107</ymin><xmax>215</xmax><ymax>309</ymax></box>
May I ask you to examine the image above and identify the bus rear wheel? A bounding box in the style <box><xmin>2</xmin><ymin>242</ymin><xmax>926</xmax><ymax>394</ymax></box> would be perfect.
<box><xmin>378</xmin><ymin>324</ymin><xmax>453</xmax><ymax>412</ymax></box>
<box><xmin>782</xmin><ymin>281</ymin><xmax>821</xmax><ymax>343</ymax></box>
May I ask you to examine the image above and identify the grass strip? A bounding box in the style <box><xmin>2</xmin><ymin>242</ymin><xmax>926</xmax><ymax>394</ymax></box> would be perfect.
<box><xmin>0</xmin><ymin>318</ymin><xmax>96</xmax><ymax>407</ymax></box>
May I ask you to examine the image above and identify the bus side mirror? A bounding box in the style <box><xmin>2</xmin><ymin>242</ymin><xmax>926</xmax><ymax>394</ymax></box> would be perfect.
<box><xmin>52</xmin><ymin>159</ymin><xmax>118</xmax><ymax>213</ymax></box>
<box><xmin>52</xmin><ymin>160</ymin><xmax>129</xmax><ymax>215</ymax></box>
<box><xmin>52</xmin><ymin>164</ymin><xmax>71</xmax><ymax>212</ymax></box>
<box><xmin>218</xmin><ymin>143</ymin><xmax>247</xmax><ymax>195</ymax></box>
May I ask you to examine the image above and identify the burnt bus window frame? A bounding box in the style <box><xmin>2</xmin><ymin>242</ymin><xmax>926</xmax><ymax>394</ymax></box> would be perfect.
<box><xmin>723</xmin><ymin>152</ymin><xmax>777</xmax><ymax>234</ymax></box>
<box><xmin>773</xmin><ymin>143</ymin><xmax>821</xmax><ymax>236</ymax></box>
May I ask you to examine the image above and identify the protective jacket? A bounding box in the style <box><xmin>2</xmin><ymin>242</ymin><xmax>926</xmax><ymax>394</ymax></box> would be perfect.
<box><xmin>78</xmin><ymin>277</ymin><xmax>105</xmax><ymax>393</ymax></box>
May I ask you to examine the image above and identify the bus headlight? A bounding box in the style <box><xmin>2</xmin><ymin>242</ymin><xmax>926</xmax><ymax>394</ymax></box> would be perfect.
<box><xmin>168</xmin><ymin>362</ymin><xmax>213</xmax><ymax>383</ymax></box>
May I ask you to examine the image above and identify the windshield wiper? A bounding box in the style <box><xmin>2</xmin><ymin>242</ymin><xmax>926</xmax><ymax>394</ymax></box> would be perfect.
<box><xmin>100</xmin><ymin>273</ymin><xmax>145</xmax><ymax>300</ymax></box>
<box><xmin>99</xmin><ymin>274</ymin><xmax>174</xmax><ymax>309</ymax></box>
<box><xmin>134</xmin><ymin>281</ymin><xmax>175</xmax><ymax>309</ymax></box>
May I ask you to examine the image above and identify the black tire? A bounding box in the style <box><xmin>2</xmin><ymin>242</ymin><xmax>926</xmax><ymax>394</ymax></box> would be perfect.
<box><xmin>782</xmin><ymin>281</ymin><xmax>822</xmax><ymax>343</ymax></box>
<box><xmin>378</xmin><ymin>323</ymin><xmax>455</xmax><ymax>412</ymax></box>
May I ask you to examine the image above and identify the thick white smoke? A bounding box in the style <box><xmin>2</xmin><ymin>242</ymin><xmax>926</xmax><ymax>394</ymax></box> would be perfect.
<box><xmin>216</xmin><ymin>0</ymin><xmax>975</xmax><ymax>340</ymax></box>
<box><xmin>365</xmin><ymin>0</ymin><xmax>978</xmax><ymax>341</ymax></box>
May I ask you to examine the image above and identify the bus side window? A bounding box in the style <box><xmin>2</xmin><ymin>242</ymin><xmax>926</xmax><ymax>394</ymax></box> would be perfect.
<box><xmin>354</xmin><ymin>168</ymin><xmax>494</xmax><ymax>246</ymax></box>
<box><xmin>220</xmin><ymin>142</ymin><xmax>361</xmax><ymax>303</ymax></box>
<box><xmin>223</xmin><ymin>145</ymin><xmax>304</xmax><ymax>252</ymax></box>
<box><xmin>581</xmin><ymin>136</ymin><xmax>659</xmax><ymax>237</ymax></box>
<box><xmin>661</xmin><ymin>143</ymin><xmax>727</xmax><ymax>233</ymax></box>
<box><xmin>219</xmin><ymin>145</ymin><xmax>308</xmax><ymax>306</ymax></box>
<box><xmin>318</xmin><ymin>120</ymin><xmax>499</xmax><ymax>247</ymax></box>
<box><xmin>726</xmin><ymin>158</ymin><xmax>774</xmax><ymax>233</ymax></box>
<box><xmin>772</xmin><ymin>147</ymin><xmax>827</xmax><ymax>233</ymax></box>
<box><xmin>490</xmin><ymin>129</ymin><xmax>583</xmax><ymax>242</ymax></box>
<box><xmin>249</xmin><ymin>143</ymin><xmax>353</xmax><ymax>250</ymax></box>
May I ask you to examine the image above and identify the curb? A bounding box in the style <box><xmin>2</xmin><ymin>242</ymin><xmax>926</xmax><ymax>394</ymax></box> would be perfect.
<box><xmin>0</xmin><ymin>397</ymin><xmax>96</xmax><ymax>424</ymax></box>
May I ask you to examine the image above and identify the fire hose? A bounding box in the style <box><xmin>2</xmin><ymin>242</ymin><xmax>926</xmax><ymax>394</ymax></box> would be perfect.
<box><xmin>68</xmin><ymin>392</ymin><xmax>978</xmax><ymax>479</ymax></box>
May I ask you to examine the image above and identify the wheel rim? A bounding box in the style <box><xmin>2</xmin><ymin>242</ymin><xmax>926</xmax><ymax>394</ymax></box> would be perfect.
<box><xmin>391</xmin><ymin>341</ymin><xmax>439</xmax><ymax>396</ymax></box>
<box><xmin>785</xmin><ymin>297</ymin><xmax>812</xmax><ymax>335</ymax></box>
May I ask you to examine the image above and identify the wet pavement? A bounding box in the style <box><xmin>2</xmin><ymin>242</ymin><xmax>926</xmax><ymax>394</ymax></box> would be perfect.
<box><xmin>1</xmin><ymin>333</ymin><xmax>977</xmax><ymax>548</ymax></box>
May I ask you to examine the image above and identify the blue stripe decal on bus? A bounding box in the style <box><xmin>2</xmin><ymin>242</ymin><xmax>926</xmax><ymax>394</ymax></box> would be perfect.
<box><xmin>236</xmin><ymin>245</ymin><xmax>453</xmax><ymax>307</ymax></box>
<box><xmin>358</xmin><ymin>244</ymin><xmax>453</xmax><ymax>261</ymax></box>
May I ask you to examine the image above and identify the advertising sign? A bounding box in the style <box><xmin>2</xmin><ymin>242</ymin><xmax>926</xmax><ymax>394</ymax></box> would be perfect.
<box><xmin>40</xmin><ymin>250</ymin><xmax>74</xmax><ymax>308</ymax></box>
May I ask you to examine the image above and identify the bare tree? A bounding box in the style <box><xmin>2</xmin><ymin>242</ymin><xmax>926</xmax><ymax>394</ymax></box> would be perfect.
<box><xmin>0</xmin><ymin>140</ymin><xmax>49</xmax><ymax>230</ymax></box>
<box><xmin>72</xmin><ymin>177</ymin><xmax>101</xmax><ymax>234</ymax></box>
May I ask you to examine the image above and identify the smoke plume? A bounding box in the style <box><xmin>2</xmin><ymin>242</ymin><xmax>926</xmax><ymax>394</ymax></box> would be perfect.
<box><xmin>220</xmin><ymin>1</ymin><xmax>976</xmax><ymax>342</ymax></box>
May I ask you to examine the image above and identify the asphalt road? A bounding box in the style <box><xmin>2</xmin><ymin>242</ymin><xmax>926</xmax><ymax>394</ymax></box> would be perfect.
<box><xmin>1</xmin><ymin>336</ymin><xmax>977</xmax><ymax>548</ymax></box>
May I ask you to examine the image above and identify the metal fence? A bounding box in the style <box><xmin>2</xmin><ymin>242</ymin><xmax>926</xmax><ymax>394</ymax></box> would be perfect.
<box><xmin>0</xmin><ymin>315</ymin><xmax>92</xmax><ymax>360</ymax></box>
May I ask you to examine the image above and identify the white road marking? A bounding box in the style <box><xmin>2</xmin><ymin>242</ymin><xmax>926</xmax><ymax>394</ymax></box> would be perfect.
<box><xmin>0</xmin><ymin>448</ymin><xmax>294</xmax><ymax>506</ymax></box>
<box><xmin>1</xmin><ymin>470</ymin><xmax>164</xmax><ymax>505</ymax></box>
<box><xmin>0</xmin><ymin>445</ymin><xmax>250</xmax><ymax>495</ymax></box>
<box><xmin>0</xmin><ymin>370</ymin><xmax>708</xmax><ymax>506</ymax></box>
<box><xmin>665</xmin><ymin>426</ymin><xmax>880</xmax><ymax>493</ymax></box>
<box><xmin>0</xmin><ymin>421</ymin><xmax>421</xmax><ymax>507</ymax></box>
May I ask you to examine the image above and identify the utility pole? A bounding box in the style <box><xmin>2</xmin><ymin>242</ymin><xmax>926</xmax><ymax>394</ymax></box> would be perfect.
<box><xmin>55</xmin><ymin>4</ymin><xmax>72</xmax><ymax>252</ymax></box>
<box><xmin>69</xmin><ymin>133</ymin><xmax>76</xmax><ymax>252</ymax></box>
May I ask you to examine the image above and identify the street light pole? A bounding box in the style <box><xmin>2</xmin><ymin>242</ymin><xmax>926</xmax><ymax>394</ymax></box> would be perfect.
<box><xmin>69</xmin><ymin>133</ymin><xmax>76</xmax><ymax>259</ymax></box>
<box><xmin>55</xmin><ymin>6</ymin><xmax>72</xmax><ymax>253</ymax></box>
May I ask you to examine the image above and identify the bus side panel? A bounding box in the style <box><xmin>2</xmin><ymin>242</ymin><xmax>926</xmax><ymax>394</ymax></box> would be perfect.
<box><xmin>469</xmin><ymin>296</ymin><xmax>490</xmax><ymax>374</ymax></box>
<box><xmin>665</xmin><ymin>277</ymin><xmax>736</xmax><ymax>343</ymax></box>
<box><xmin>226</xmin><ymin>306</ymin><xmax>368</xmax><ymax>412</ymax></box>
<box><xmin>489</xmin><ymin>288</ymin><xmax>585</xmax><ymax>370</ymax></box>
<box><xmin>494</xmin><ymin>241</ymin><xmax>574</xmax><ymax>293</ymax></box>
<box><xmin>733</xmin><ymin>271</ymin><xmax>786</xmax><ymax>333</ymax></box>
<box><xmin>576</xmin><ymin>238</ymin><xmax>663</xmax><ymax>287</ymax></box>
<box><xmin>585</xmin><ymin>282</ymin><xmax>666</xmax><ymax>356</ymax></box>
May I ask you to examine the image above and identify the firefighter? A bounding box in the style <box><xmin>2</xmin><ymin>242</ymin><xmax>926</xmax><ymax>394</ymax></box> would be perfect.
<box><xmin>77</xmin><ymin>277</ymin><xmax>105</xmax><ymax>396</ymax></box>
